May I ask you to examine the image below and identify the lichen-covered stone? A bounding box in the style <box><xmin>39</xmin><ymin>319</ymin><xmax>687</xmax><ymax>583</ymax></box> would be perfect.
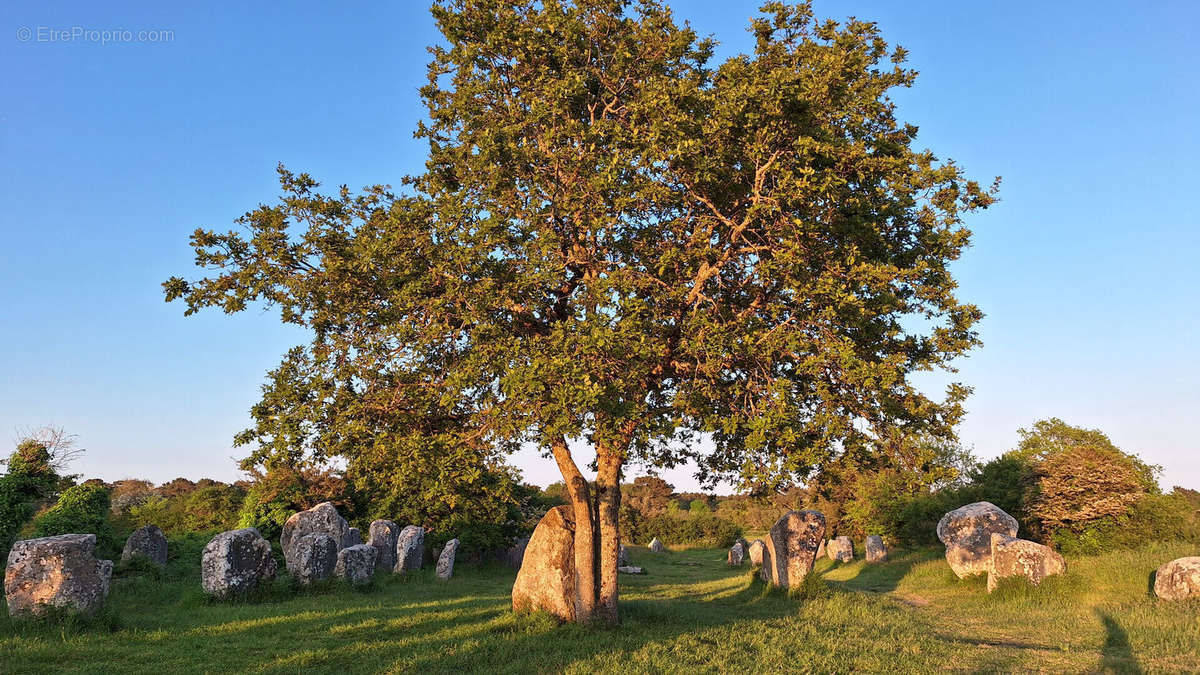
<box><xmin>512</xmin><ymin>505</ymin><xmax>578</xmax><ymax>622</ymax></box>
<box><xmin>335</xmin><ymin>544</ymin><xmax>378</xmax><ymax>586</ymax></box>
<box><xmin>618</xmin><ymin>565</ymin><xmax>644</xmax><ymax>574</ymax></box>
<box><xmin>503</xmin><ymin>536</ymin><xmax>530</xmax><ymax>569</ymax></box>
<box><xmin>747</xmin><ymin>539</ymin><xmax>766</xmax><ymax>566</ymax></box>
<box><xmin>816</xmin><ymin>538</ymin><xmax>826</xmax><ymax>559</ymax></box>
<box><xmin>280</xmin><ymin>502</ymin><xmax>350</xmax><ymax>573</ymax></box>
<box><xmin>346</xmin><ymin>527</ymin><xmax>362</xmax><ymax>546</ymax></box>
<box><xmin>617</xmin><ymin>544</ymin><xmax>630</xmax><ymax>566</ymax></box>
<box><xmin>828</xmin><ymin>536</ymin><xmax>854</xmax><ymax>563</ymax></box>
<box><xmin>291</xmin><ymin>533</ymin><xmax>338</xmax><ymax>584</ymax></box>
<box><xmin>436</xmin><ymin>538</ymin><xmax>459</xmax><ymax>580</ymax></box>
<box><xmin>395</xmin><ymin>525</ymin><xmax>425</xmax><ymax>573</ymax></box>
<box><xmin>649</xmin><ymin>537</ymin><xmax>665</xmax><ymax>553</ymax></box>
<box><xmin>367</xmin><ymin>520</ymin><xmax>400</xmax><ymax>573</ymax></box>
<box><xmin>5</xmin><ymin>534</ymin><xmax>113</xmax><ymax>617</ymax></box>
<box><xmin>122</xmin><ymin>524</ymin><xmax>167</xmax><ymax>566</ymax></box>
<box><xmin>1153</xmin><ymin>556</ymin><xmax>1200</xmax><ymax>601</ymax></box>
<box><xmin>727</xmin><ymin>541</ymin><xmax>746</xmax><ymax>566</ymax></box>
<box><xmin>865</xmin><ymin>535</ymin><xmax>887</xmax><ymax>563</ymax></box>
<box><xmin>201</xmin><ymin>528</ymin><xmax>275</xmax><ymax>598</ymax></box>
<box><xmin>987</xmin><ymin>534</ymin><xmax>1066</xmax><ymax>592</ymax></box>
<box><xmin>760</xmin><ymin>510</ymin><xmax>826</xmax><ymax>588</ymax></box>
<box><xmin>936</xmin><ymin>501</ymin><xmax>1018</xmax><ymax>578</ymax></box>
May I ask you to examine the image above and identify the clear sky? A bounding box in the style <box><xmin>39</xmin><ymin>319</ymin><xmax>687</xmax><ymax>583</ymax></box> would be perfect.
<box><xmin>2</xmin><ymin>1</ymin><xmax>1197</xmax><ymax>493</ymax></box>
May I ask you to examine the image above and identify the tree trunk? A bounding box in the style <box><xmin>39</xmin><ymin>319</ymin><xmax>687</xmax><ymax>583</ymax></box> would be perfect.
<box><xmin>551</xmin><ymin>437</ymin><xmax>597</xmax><ymax>622</ymax></box>
<box><xmin>595</xmin><ymin>447</ymin><xmax>623</xmax><ymax>627</ymax></box>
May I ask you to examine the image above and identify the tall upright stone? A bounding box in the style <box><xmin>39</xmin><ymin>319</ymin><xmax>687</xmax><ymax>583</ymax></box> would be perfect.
<box><xmin>122</xmin><ymin>524</ymin><xmax>168</xmax><ymax>566</ymax></box>
<box><xmin>828</xmin><ymin>536</ymin><xmax>854</xmax><ymax>563</ymax></box>
<box><xmin>336</xmin><ymin>544</ymin><xmax>378</xmax><ymax>586</ymax></box>
<box><xmin>760</xmin><ymin>510</ymin><xmax>826</xmax><ymax>588</ymax></box>
<box><xmin>367</xmin><ymin>520</ymin><xmax>400</xmax><ymax>573</ymax></box>
<box><xmin>649</xmin><ymin>537</ymin><xmax>665</xmax><ymax>553</ymax></box>
<box><xmin>747</xmin><ymin>539</ymin><xmax>766</xmax><ymax>566</ymax></box>
<box><xmin>436</xmin><ymin>538</ymin><xmax>460</xmax><ymax>580</ymax></box>
<box><xmin>936</xmin><ymin>501</ymin><xmax>1018</xmax><ymax>578</ymax></box>
<box><xmin>865</xmin><ymin>535</ymin><xmax>887</xmax><ymax>563</ymax></box>
<box><xmin>395</xmin><ymin>525</ymin><xmax>425</xmax><ymax>573</ymax></box>
<box><xmin>201</xmin><ymin>528</ymin><xmax>276</xmax><ymax>598</ymax></box>
<box><xmin>727</xmin><ymin>541</ymin><xmax>746</xmax><ymax>566</ymax></box>
<box><xmin>291</xmin><ymin>533</ymin><xmax>338</xmax><ymax>584</ymax></box>
<box><xmin>512</xmin><ymin>505</ymin><xmax>577</xmax><ymax>622</ymax></box>
<box><xmin>280</xmin><ymin>502</ymin><xmax>350</xmax><ymax>574</ymax></box>
<box><xmin>346</xmin><ymin>527</ymin><xmax>363</xmax><ymax>546</ymax></box>
<box><xmin>5</xmin><ymin>534</ymin><xmax>113</xmax><ymax>618</ymax></box>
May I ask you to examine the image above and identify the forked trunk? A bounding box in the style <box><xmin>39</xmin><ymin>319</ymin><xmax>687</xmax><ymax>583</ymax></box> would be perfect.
<box><xmin>551</xmin><ymin>437</ymin><xmax>597</xmax><ymax>620</ymax></box>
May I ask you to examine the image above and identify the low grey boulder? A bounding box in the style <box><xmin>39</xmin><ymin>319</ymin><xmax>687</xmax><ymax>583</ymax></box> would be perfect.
<box><xmin>937</xmin><ymin>501</ymin><xmax>1018</xmax><ymax>579</ymax></box>
<box><xmin>201</xmin><ymin>528</ymin><xmax>275</xmax><ymax>598</ymax></box>
<box><xmin>367</xmin><ymin>520</ymin><xmax>400</xmax><ymax>573</ymax></box>
<box><xmin>5</xmin><ymin>534</ymin><xmax>113</xmax><ymax>617</ymax></box>
<box><xmin>865</xmin><ymin>535</ymin><xmax>887</xmax><ymax>563</ymax></box>
<box><xmin>335</xmin><ymin>544</ymin><xmax>378</xmax><ymax>586</ymax></box>
<box><xmin>395</xmin><ymin>525</ymin><xmax>425</xmax><ymax>573</ymax></box>
<box><xmin>828</xmin><ymin>536</ymin><xmax>854</xmax><ymax>563</ymax></box>
<box><xmin>986</xmin><ymin>534</ymin><xmax>1066</xmax><ymax>592</ymax></box>
<box><xmin>618</xmin><ymin>565</ymin><xmax>645</xmax><ymax>574</ymax></box>
<box><xmin>122</xmin><ymin>524</ymin><xmax>168</xmax><ymax>566</ymax></box>
<box><xmin>727</xmin><ymin>541</ymin><xmax>746</xmax><ymax>566</ymax></box>
<box><xmin>280</xmin><ymin>502</ymin><xmax>350</xmax><ymax>573</ymax></box>
<box><xmin>291</xmin><ymin>533</ymin><xmax>338</xmax><ymax>584</ymax></box>
<box><xmin>649</xmin><ymin>537</ymin><xmax>665</xmax><ymax>553</ymax></box>
<box><xmin>1153</xmin><ymin>556</ymin><xmax>1200</xmax><ymax>601</ymax></box>
<box><xmin>436</xmin><ymin>538</ymin><xmax>459</xmax><ymax>580</ymax></box>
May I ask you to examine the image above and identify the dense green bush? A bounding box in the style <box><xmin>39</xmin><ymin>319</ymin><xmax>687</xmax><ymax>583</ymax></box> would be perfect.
<box><xmin>1</xmin><ymin>441</ymin><xmax>62</xmax><ymax>557</ymax></box>
<box><xmin>33</xmin><ymin>483</ymin><xmax>116</xmax><ymax>556</ymax></box>
<box><xmin>631</xmin><ymin>514</ymin><xmax>741</xmax><ymax>548</ymax></box>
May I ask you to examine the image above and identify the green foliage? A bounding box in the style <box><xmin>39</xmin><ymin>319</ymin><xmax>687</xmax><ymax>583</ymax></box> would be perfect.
<box><xmin>237</xmin><ymin>467</ymin><xmax>346</xmax><ymax>541</ymax></box>
<box><xmin>0</xmin><ymin>440</ymin><xmax>61</xmax><ymax>557</ymax></box>
<box><xmin>632</xmin><ymin>514</ymin><xmax>741</xmax><ymax>548</ymax></box>
<box><xmin>33</xmin><ymin>483</ymin><xmax>116</xmax><ymax>556</ymax></box>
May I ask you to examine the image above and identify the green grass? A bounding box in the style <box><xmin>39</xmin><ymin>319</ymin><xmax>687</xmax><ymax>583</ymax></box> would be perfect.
<box><xmin>2</xmin><ymin>538</ymin><xmax>1198</xmax><ymax>673</ymax></box>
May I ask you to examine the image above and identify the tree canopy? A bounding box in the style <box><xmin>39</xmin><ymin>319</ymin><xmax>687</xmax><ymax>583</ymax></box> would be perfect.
<box><xmin>166</xmin><ymin>0</ymin><xmax>996</xmax><ymax>624</ymax></box>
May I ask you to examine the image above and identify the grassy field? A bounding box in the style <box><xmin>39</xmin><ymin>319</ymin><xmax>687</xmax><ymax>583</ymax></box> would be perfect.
<box><xmin>2</xmin><ymin>536</ymin><xmax>1197</xmax><ymax>674</ymax></box>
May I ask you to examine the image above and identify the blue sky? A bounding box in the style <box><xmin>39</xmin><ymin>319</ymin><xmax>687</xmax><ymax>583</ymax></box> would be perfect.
<box><xmin>1</xmin><ymin>1</ymin><xmax>1196</xmax><ymax>492</ymax></box>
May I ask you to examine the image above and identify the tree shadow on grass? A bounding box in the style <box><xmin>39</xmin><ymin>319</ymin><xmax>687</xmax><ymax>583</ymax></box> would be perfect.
<box><xmin>1097</xmin><ymin>610</ymin><xmax>1143</xmax><ymax>674</ymax></box>
<box><xmin>818</xmin><ymin>548</ymin><xmax>937</xmax><ymax>594</ymax></box>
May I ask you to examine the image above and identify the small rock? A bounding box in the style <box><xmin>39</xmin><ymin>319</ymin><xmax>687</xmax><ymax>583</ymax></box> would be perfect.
<box><xmin>280</xmin><ymin>502</ymin><xmax>350</xmax><ymax>573</ymax></box>
<box><xmin>937</xmin><ymin>501</ymin><xmax>1018</xmax><ymax>579</ymax></box>
<box><xmin>618</xmin><ymin>565</ymin><xmax>645</xmax><ymax>574</ymax></box>
<box><xmin>649</xmin><ymin>537</ymin><xmax>665</xmax><ymax>553</ymax></box>
<box><xmin>436</xmin><ymin>538</ymin><xmax>459</xmax><ymax>580</ymax></box>
<box><xmin>865</xmin><ymin>535</ymin><xmax>887</xmax><ymax>563</ymax></box>
<box><xmin>513</xmin><ymin>506</ymin><xmax>577</xmax><ymax>621</ymax></box>
<box><xmin>1153</xmin><ymin>556</ymin><xmax>1200</xmax><ymax>601</ymax></box>
<box><xmin>201</xmin><ymin>528</ymin><xmax>276</xmax><ymax>598</ymax></box>
<box><xmin>5</xmin><ymin>534</ymin><xmax>113</xmax><ymax>617</ymax></box>
<box><xmin>335</xmin><ymin>544</ymin><xmax>378</xmax><ymax>586</ymax></box>
<box><xmin>367</xmin><ymin>520</ymin><xmax>400</xmax><ymax>573</ymax></box>
<box><xmin>122</xmin><ymin>524</ymin><xmax>168</xmax><ymax>566</ymax></box>
<box><xmin>395</xmin><ymin>525</ymin><xmax>425</xmax><ymax>573</ymax></box>
<box><xmin>987</xmin><ymin>534</ymin><xmax>1066</xmax><ymax>592</ymax></box>
<box><xmin>828</xmin><ymin>536</ymin><xmax>854</xmax><ymax>563</ymax></box>
<box><xmin>760</xmin><ymin>510</ymin><xmax>826</xmax><ymax>588</ymax></box>
<box><xmin>747</xmin><ymin>539</ymin><xmax>766</xmax><ymax>566</ymax></box>
<box><xmin>727</xmin><ymin>541</ymin><xmax>746</xmax><ymax>566</ymax></box>
<box><xmin>291</xmin><ymin>533</ymin><xmax>338</xmax><ymax>584</ymax></box>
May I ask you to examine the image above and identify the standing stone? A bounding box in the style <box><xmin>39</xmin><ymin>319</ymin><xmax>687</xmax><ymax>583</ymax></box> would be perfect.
<box><xmin>335</xmin><ymin>544</ymin><xmax>378</xmax><ymax>586</ymax></box>
<box><xmin>747</xmin><ymin>539</ymin><xmax>766</xmax><ymax>566</ymax></box>
<box><xmin>617</xmin><ymin>544</ymin><xmax>630</xmax><ymax>566</ymax></box>
<box><xmin>649</xmin><ymin>537</ymin><xmax>665</xmax><ymax>553</ymax></box>
<box><xmin>201</xmin><ymin>528</ymin><xmax>276</xmax><ymax>598</ymax></box>
<box><xmin>436</xmin><ymin>538</ymin><xmax>459</xmax><ymax>580</ymax></box>
<box><xmin>828</xmin><ymin>536</ymin><xmax>854</xmax><ymax>563</ymax></box>
<box><xmin>5</xmin><ymin>534</ymin><xmax>113</xmax><ymax>617</ymax></box>
<box><xmin>280</xmin><ymin>502</ymin><xmax>350</xmax><ymax>573</ymax></box>
<box><xmin>1154</xmin><ymin>557</ymin><xmax>1200</xmax><ymax>601</ymax></box>
<box><xmin>512</xmin><ymin>506</ymin><xmax>577</xmax><ymax>622</ymax></box>
<box><xmin>367</xmin><ymin>520</ymin><xmax>400</xmax><ymax>573</ymax></box>
<box><xmin>760</xmin><ymin>510</ymin><xmax>826</xmax><ymax>588</ymax></box>
<box><xmin>122</xmin><ymin>524</ymin><xmax>168</xmax><ymax>566</ymax></box>
<box><xmin>291</xmin><ymin>533</ymin><xmax>338</xmax><ymax>584</ymax></box>
<box><xmin>865</xmin><ymin>535</ymin><xmax>887</xmax><ymax>563</ymax></box>
<box><xmin>346</xmin><ymin>527</ymin><xmax>363</xmax><ymax>546</ymax></box>
<box><xmin>395</xmin><ymin>525</ymin><xmax>425</xmax><ymax>573</ymax></box>
<box><xmin>987</xmin><ymin>534</ymin><xmax>1066</xmax><ymax>592</ymax></box>
<box><xmin>727</xmin><ymin>541</ymin><xmax>746</xmax><ymax>566</ymax></box>
<box><xmin>817</xmin><ymin>538</ymin><xmax>826</xmax><ymax>559</ymax></box>
<box><xmin>936</xmin><ymin>501</ymin><xmax>1019</xmax><ymax>579</ymax></box>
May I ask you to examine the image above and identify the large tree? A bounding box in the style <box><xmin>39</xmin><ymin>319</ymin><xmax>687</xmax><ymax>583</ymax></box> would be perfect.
<box><xmin>166</xmin><ymin>0</ymin><xmax>995</xmax><ymax>625</ymax></box>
